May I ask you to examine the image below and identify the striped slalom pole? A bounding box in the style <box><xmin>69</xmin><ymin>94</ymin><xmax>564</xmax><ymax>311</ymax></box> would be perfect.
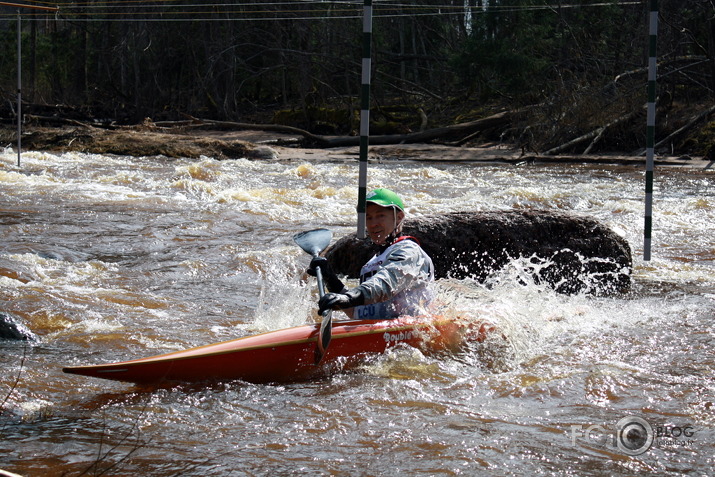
<box><xmin>644</xmin><ymin>0</ymin><xmax>658</xmax><ymax>261</ymax></box>
<box><xmin>357</xmin><ymin>0</ymin><xmax>373</xmax><ymax>239</ymax></box>
<box><xmin>16</xmin><ymin>10</ymin><xmax>21</xmax><ymax>167</ymax></box>
<box><xmin>5</xmin><ymin>3</ymin><xmax>57</xmax><ymax>167</ymax></box>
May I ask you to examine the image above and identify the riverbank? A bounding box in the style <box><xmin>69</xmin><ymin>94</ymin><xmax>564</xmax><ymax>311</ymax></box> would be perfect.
<box><xmin>2</xmin><ymin>125</ymin><xmax>713</xmax><ymax>169</ymax></box>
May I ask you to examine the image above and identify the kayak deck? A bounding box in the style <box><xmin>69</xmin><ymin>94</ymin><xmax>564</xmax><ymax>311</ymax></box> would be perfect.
<box><xmin>63</xmin><ymin>315</ymin><xmax>491</xmax><ymax>384</ymax></box>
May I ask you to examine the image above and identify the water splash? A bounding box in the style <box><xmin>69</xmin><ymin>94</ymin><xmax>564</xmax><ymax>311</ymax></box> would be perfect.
<box><xmin>433</xmin><ymin>252</ymin><xmax>651</xmax><ymax>376</ymax></box>
<box><xmin>247</xmin><ymin>255</ymin><xmax>316</xmax><ymax>332</ymax></box>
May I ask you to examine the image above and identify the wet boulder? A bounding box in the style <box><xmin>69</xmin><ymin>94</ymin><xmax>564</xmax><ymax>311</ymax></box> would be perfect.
<box><xmin>0</xmin><ymin>312</ymin><xmax>38</xmax><ymax>341</ymax></box>
<box><xmin>324</xmin><ymin>210</ymin><xmax>632</xmax><ymax>295</ymax></box>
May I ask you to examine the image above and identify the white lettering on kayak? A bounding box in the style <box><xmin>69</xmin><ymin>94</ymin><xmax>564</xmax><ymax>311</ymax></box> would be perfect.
<box><xmin>383</xmin><ymin>330</ymin><xmax>417</xmax><ymax>343</ymax></box>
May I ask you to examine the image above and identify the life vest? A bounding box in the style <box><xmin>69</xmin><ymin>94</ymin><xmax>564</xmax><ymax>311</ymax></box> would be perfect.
<box><xmin>352</xmin><ymin>237</ymin><xmax>435</xmax><ymax>320</ymax></box>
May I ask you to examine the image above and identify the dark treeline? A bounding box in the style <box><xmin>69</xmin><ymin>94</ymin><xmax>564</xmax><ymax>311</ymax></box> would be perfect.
<box><xmin>0</xmin><ymin>0</ymin><xmax>713</xmax><ymax>154</ymax></box>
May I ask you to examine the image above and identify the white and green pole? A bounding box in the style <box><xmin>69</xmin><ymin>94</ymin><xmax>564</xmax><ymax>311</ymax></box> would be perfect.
<box><xmin>644</xmin><ymin>0</ymin><xmax>658</xmax><ymax>261</ymax></box>
<box><xmin>16</xmin><ymin>9</ymin><xmax>21</xmax><ymax>167</ymax></box>
<box><xmin>1</xmin><ymin>2</ymin><xmax>59</xmax><ymax>167</ymax></box>
<box><xmin>357</xmin><ymin>0</ymin><xmax>373</xmax><ymax>239</ymax></box>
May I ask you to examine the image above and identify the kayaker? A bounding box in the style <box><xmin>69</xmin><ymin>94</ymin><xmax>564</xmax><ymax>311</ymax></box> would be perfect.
<box><xmin>310</xmin><ymin>188</ymin><xmax>435</xmax><ymax>320</ymax></box>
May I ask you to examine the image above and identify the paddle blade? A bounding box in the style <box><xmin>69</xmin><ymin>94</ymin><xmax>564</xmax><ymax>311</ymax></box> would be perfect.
<box><xmin>293</xmin><ymin>228</ymin><xmax>333</xmax><ymax>257</ymax></box>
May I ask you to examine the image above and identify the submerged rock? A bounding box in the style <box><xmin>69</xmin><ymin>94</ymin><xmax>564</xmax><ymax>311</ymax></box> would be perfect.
<box><xmin>0</xmin><ymin>312</ymin><xmax>38</xmax><ymax>341</ymax></box>
<box><xmin>325</xmin><ymin>210</ymin><xmax>632</xmax><ymax>295</ymax></box>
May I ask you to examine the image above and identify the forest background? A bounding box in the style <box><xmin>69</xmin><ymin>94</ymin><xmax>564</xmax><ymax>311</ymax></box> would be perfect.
<box><xmin>0</xmin><ymin>0</ymin><xmax>714</xmax><ymax>157</ymax></box>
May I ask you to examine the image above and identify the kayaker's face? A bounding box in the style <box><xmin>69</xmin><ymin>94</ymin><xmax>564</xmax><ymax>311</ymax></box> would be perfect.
<box><xmin>366</xmin><ymin>203</ymin><xmax>404</xmax><ymax>245</ymax></box>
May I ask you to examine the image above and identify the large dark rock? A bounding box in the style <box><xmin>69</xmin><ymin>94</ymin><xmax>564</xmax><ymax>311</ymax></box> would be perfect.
<box><xmin>324</xmin><ymin>210</ymin><xmax>632</xmax><ymax>295</ymax></box>
<box><xmin>0</xmin><ymin>312</ymin><xmax>37</xmax><ymax>341</ymax></box>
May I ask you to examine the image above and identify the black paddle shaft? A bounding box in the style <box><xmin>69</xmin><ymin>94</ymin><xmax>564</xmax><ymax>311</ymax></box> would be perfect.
<box><xmin>293</xmin><ymin>228</ymin><xmax>334</xmax><ymax>363</ymax></box>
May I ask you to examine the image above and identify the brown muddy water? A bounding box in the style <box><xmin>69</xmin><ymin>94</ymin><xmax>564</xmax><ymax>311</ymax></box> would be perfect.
<box><xmin>0</xmin><ymin>149</ymin><xmax>713</xmax><ymax>476</ymax></box>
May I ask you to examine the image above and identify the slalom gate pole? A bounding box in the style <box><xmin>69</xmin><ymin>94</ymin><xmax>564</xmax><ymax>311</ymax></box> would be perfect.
<box><xmin>357</xmin><ymin>0</ymin><xmax>373</xmax><ymax>239</ymax></box>
<box><xmin>644</xmin><ymin>0</ymin><xmax>658</xmax><ymax>261</ymax></box>
<box><xmin>4</xmin><ymin>2</ymin><xmax>58</xmax><ymax>167</ymax></box>
<box><xmin>17</xmin><ymin>10</ymin><xmax>21</xmax><ymax>167</ymax></box>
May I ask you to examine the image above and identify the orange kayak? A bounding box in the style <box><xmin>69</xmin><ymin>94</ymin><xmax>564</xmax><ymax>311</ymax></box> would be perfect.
<box><xmin>63</xmin><ymin>315</ymin><xmax>491</xmax><ymax>384</ymax></box>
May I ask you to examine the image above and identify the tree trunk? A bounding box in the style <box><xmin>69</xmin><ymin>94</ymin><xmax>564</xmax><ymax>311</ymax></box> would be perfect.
<box><xmin>544</xmin><ymin>107</ymin><xmax>644</xmax><ymax>156</ymax></box>
<box><xmin>182</xmin><ymin>109</ymin><xmax>515</xmax><ymax>148</ymax></box>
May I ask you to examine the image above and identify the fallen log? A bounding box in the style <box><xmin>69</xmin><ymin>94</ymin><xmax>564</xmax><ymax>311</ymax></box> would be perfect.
<box><xmin>637</xmin><ymin>104</ymin><xmax>715</xmax><ymax>155</ymax></box>
<box><xmin>324</xmin><ymin>210</ymin><xmax>632</xmax><ymax>295</ymax></box>
<box><xmin>544</xmin><ymin>107</ymin><xmax>644</xmax><ymax>156</ymax></box>
<box><xmin>193</xmin><ymin>111</ymin><xmax>516</xmax><ymax>148</ymax></box>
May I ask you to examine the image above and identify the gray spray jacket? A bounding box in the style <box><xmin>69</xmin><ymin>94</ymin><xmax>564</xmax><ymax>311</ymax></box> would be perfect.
<box><xmin>351</xmin><ymin>237</ymin><xmax>435</xmax><ymax>320</ymax></box>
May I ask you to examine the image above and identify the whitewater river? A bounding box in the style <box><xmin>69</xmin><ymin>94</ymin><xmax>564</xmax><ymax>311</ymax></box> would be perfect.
<box><xmin>0</xmin><ymin>147</ymin><xmax>713</xmax><ymax>475</ymax></box>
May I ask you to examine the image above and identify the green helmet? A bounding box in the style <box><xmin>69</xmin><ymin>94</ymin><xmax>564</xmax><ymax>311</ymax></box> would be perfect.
<box><xmin>365</xmin><ymin>188</ymin><xmax>405</xmax><ymax>212</ymax></box>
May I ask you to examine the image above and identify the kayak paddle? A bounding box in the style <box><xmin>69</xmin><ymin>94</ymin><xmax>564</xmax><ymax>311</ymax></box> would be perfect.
<box><xmin>293</xmin><ymin>228</ymin><xmax>333</xmax><ymax>364</ymax></box>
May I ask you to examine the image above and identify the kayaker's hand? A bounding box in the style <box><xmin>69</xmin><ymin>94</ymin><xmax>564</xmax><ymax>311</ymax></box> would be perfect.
<box><xmin>308</xmin><ymin>256</ymin><xmax>345</xmax><ymax>293</ymax></box>
<box><xmin>307</xmin><ymin>256</ymin><xmax>328</xmax><ymax>276</ymax></box>
<box><xmin>318</xmin><ymin>289</ymin><xmax>365</xmax><ymax>314</ymax></box>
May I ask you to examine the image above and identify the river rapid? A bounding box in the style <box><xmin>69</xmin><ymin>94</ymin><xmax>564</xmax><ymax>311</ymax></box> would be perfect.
<box><xmin>0</xmin><ymin>148</ymin><xmax>713</xmax><ymax>476</ymax></box>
